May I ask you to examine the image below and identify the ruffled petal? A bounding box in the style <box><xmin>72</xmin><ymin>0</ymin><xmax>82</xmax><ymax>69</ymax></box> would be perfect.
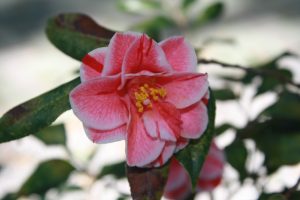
<box><xmin>126</xmin><ymin>108</ymin><xmax>165</xmax><ymax>167</ymax></box>
<box><xmin>160</xmin><ymin>36</ymin><xmax>197</xmax><ymax>72</ymax></box>
<box><xmin>180</xmin><ymin>102</ymin><xmax>208</xmax><ymax>139</ymax></box>
<box><xmin>80</xmin><ymin>47</ymin><xmax>106</xmax><ymax>82</ymax></box>
<box><xmin>102</xmin><ymin>32</ymin><xmax>141</xmax><ymax>76</ymax></box>
<box><xmin>70</xmin><ymin>76</ymin><xmax>128</xmax><ymax>130</ymax></box>
<box><xmin>164</xmin><ymin>73</ymin><xmax>208</xmax><ymax>109</ymax></box>
<box><xmin>122</xmin><ymin>34</ymin><xmax>172</xmax><ymax>75</ymax></box>
<box><xmin>84</xmin><ymin>125</ymin><xmax>126</xmax><ymax>144</ymax></box>
<box><xmin>142</xmin><ymin>102</ymin><xmax>181</xmax><ymax>142</ymax></box>
<box><xmin>151</xmin><ymin>142</ymin><xmax>176</xmax><ymax>167</ymax></box>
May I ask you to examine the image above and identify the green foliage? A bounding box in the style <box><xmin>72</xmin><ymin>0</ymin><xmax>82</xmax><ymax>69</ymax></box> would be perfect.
<box><xmin>195</xmin><ymin>2</ymin><xmax>224</xmax><ymax>25</ymax></box>
<box><xmin>18</xmin><ymin>159</ymin><xmax>74</xmax><ymax>196</ymax></box>
<box><xmin>176</xmin><ymin>89</ymin><xmax>215</xmax><ymax>188</ymax></box>
<box><xmin>238</xmin><ymin>90</ymin><xmax>300</xmax><ymax>173</ymax></box>
<box><xmin>262</xmin><ymin>91</ymin><xmax>300</xmax><ymax>120</ymax></box>
<box><xmin>213</xmin><ymin>88</ymin><xmax>236</xmax><ymax>101</ymax></box>
<box><xmin>215</xmin><ymin>123</ymin><xmax>236</xmax><ymax>135</ymax></box>
<box><xmin>259</xmin><ymin>191</ymin><xmax>300</xmax><ymax>200</ymax></box>
<box><xmin>46</xmin><ymin>13</ymin><xmax>113</xmax><ymax>61</ymax></box>
<box><xmin>239</xmin><ymin>52</ymin><xmax>295</xmax><ymax>95</ymax></box>
<box><xmin>133</xmin><ymin>16</ymin><xmax>174</xmax><ymax>41</ymax></box>
<box><xmin>97</xmin><ymin>161</ymin><xmax>126</xmax><ymax>179</ymax></box>
<box><xmin>35</xmin><ymin>124</ymin><xmax>66</xmax><ymax>145</ymax></box>
<box><xmin>181</xmin><ymin>0</ymin><xmax>197</xmax><ymax>10</ymax></box>
<box><xmin>1</xmin><ymin>160</ymin><xmax>75</xmax><ymax>199</ymax></box>
<box><xmin>259</xmin><ymin>193</ymin><xmax>285</xmax><ymax>200</ymax></box>
<box><xmin>0</xmin><ymin>78</ymin><xmax>80</xmax><ymax>143</ymax></box>
<box><xmin>225</xmin><ymin>140</ymin><xmax>248</xmax><ymax>181</ymax></box>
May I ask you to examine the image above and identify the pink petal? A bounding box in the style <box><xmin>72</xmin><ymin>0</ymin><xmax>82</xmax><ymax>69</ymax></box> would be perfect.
<box><xmin>142</xmin><ymin>102</ymin><xmax>181</xmax><ymax>142</ymax></box>
<box><xmin>164</xmin><ymin>158</ymin><xmax>192</xmax><ymax>199</ymax></box>
<box><xmin>164</xmin><ymin>73</ymin><xmax>208</xmax><ymax>109</ymax></box>
<box><xmin>126</xmin><ymin>109</ymin><xmax>165</xmax><ymax>167</ymax></box>
<box><xmin>84</xmin><ymin>125</ymin><xmax>126</xmax><ymax>144</ymax></box>
<box><xmin>180</xmin><ymin>102</ymin><xmax>208</xmax><ymax>139</ymax></box>
<box><xmin>160</xmin><ymin>36</ymin><xmax>197</xmax><ymax>72</ymax></box>
<box><xmin>122</xmin><ymin>34</ymin><xmax>172</xmax><ymax>75</ymax></box>
<box><xmin>200</xmin><ymin>142</ymin><xmax>225</xmax><ymax>179</ymax></box>
<box><xmin>70</xmin><ymin>76</ymin><xmax>128</xmax><ymax>130</ymax></box>
<box><xmin>151</xmin><ymin>142</ymin><xmax>176</xmax><ymax>167</ymax></box>
<box><xmin>197</xmin><ymin>177</ymin><xmax>222</xmax><ymax>192</ymax></box>
<box><xmin>80</xmin><ymin>47</ymin><xmax>106</xmax><ymax>82</ymax></box>
<box><xmin>102</xmin><ymin>32</ymin><xmax>141</xmax><ymax>76</ymax></box>
<box><xmin>175</xmin><ymin>137</ymin><xmax>189</xmax><ymax>152</ymax></box>
<box><xmin>197</xmin><ymin>141</ymin><xmax>225</xmax><ymax>191</ymax></box>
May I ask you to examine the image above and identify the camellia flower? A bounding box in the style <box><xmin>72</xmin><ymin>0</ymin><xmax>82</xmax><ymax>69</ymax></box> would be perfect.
<box><xmin>164</xmin><ymin>141</ymin><xmax>225</xmax><ymax>200</ymax></box>
<box><xmin>70</xmin><ymin>32</ymin><xmax>209</xmax><ymax>167</ymax></box>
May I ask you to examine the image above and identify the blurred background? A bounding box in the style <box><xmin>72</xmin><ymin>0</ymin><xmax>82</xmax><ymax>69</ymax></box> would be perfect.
<box><xmin>0</xmin><ymin>0</ymin><xmax>300</xmax><ymax>199</ymax></box>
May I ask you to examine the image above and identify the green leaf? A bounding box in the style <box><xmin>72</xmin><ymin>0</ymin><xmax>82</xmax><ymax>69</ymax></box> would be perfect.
<box><xmin>262</xmin><ymin>91</ymin><xmax>300</xmax><ymax>120</ymax></box>
<box><xmin>239</xmin><ymin>52</ymin><xmax>294</xmax><ymax>89</ymax></box>
<box><xmin>57</xmin><ymin>184</ymin><xmax>82</xmax><ymax>193</ymax></box>
<box><xmin>133</xmin><ymin>16</ymin><xmax>174</xmax><ymax>41</ymax></box>
<box><xmin>255</xmin><ymin>69</ymin><xmax>292</xmax><ymax>96</ymax></box>
<box><xmin>238</xmin><ymin>118</ymin><xmax>300</xmax><ymax>173</ymax></box>
<box><xmin>181</xmin><ymin>0</ymin><xmax>197</xmax><ymax>10</ymax></box>
<box><xmin>259</xmin><ymin>131</ymin><xmax>300</xmax><ymax>173</ymax></box>
<box><xmin>215</xmin><ymin>123</ymin><xmax>236</xmax><ymax>135</ymax></box>
<box><xmin>0</xmin><ymin>77</ymin><xmax>80</xmax><ymax>143</ymax></box>
<box><xmin>196</xmin><ymin>2</ymin><xmax>224</xmax><ymax>26</ymax></box>
<box><xmin>225</xmin><ymin>140</ymin><xmax>248</xmax><ymax>181</ymax></box>
<box><xmin>213</xmin><ymin>88</ymin><xmax>236</xmax><ymax>101</ymax></box>
<box><xmin>289</xmin><ymin>191</ymin><xmax>300</xmax><ymax>200</ymax></box>
<box><xmin>1</xmin><ymin>193</ymin><xmax>18</xmax><ymax>200</ymax></box>
<box><xmin>176</xmin><ymin>89</ymin><xmax>216</xmax><ymax>188</ymax></box>
<box><xmin>258</xmin><ymin>193</ymin><xmax>285</xmax><ymax>200</ymax></box>
<box><xmin>46</xmin><ymin>13</ymin><xmax>114</xmax><ymax>61</ymax></box>
<box><xmin>18</xmin><ymin>159</ymin><xmax>74</xmax><ymax>196</ymax></box>
<box><xmin>34</xmin><ymin>124</ymin><xmax>66</xmax><ymax>145</ymax></box>
<box><xmin>97</xmin><ymin>161</ymin><xmax>126</xmax><ymax>179</ymax></box>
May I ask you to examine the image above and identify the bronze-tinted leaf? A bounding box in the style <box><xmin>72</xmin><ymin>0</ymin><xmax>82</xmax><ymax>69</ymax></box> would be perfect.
<box><xmin>126</xmin><ymin>165</ymin><xmax>169</xmax><ymax>200</ymax></box>
<box><xmin>46</xmin><ymin>13</ymin><xmax>115</xmax><ymax>60</ymax></box>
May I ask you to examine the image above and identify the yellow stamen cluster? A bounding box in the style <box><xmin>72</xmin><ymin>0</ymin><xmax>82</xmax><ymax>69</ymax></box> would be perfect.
<box><xmin>134</xmin><ymin>83</ymin><xmax>167</xmax><ymax>113</ymax></box>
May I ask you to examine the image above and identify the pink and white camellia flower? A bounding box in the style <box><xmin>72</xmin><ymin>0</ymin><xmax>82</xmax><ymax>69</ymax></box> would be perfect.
<box><xmin>164</xmin><ymin>141</ymin><xmax>225</xmax><ymax>200</ymax></box>
<box><xmin>70</xmin><ymin>32</ymin><xmax>209</xmax><ymax>167</ymax></box>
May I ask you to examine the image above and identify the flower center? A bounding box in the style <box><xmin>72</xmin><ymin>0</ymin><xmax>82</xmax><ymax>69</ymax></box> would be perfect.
<box><xmin>134</xmin><ymin>83</ymin><xmax>167</xmax><ymax>113</ymax></box>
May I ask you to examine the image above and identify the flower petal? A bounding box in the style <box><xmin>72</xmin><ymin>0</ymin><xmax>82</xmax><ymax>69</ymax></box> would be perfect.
<box><xmin>126</xmin><ymin>109</ymin><xmax>165</xmax><ymax>167</ymax></box>
<box><xmin>84</xmin><ymin>125</ymin><xmax>126</xmax><ymax>144</ymax></box>
<box><xmin>197</xmin><ymin>177</ymin><xmax>222</xmax><ymax>191</ymax></box>
<box><xmin>175</xmin><ymin>137</ymin><xmax>189</xmax><ymax>152</ymax></box>
<box><xmin>200</xmin><ymin>142</ymin><xmax>225</xmax><ymax>179</ymax></box>
<box><xmin>164</xmin><ymin>158</ymin><xmax>192</xmax><ymax>199</ymax></box>
<box><xmin>122</xmin><ymin>34</ymin><xmax>172</xmax><ymax>75</ymax></box>
<box><xmin>164</xmin><ymin>73</ymin><xmax>208</xmax><ymax>109</ymax></box>
<box><xmin>180</xmin><ymin>102</ymin><xmax>208</xmax><ymax>139</ymax></box>
<box><xmin>160</xmin><ymin>36</ymin><xmax>197</xmax><ymax>72</ymax></box>
<box><xmin>80</xmin><ymin>47</ymin><xmax>106</xmax><ymax>82</ymax></box>
<box><xmin>142</xmin><ymin>102</ymin><xmax>181</xmax><ymax>142</ymax></box>
<box><xmin>151</xmin><ymin>142</ymin><xmax>176</xmax><ymax>167</ymax></box>
<box><xmin>70</xmin><ymin>76</ymin><xmax>128</xmax><ymax>130</ymax></box>
<box><xmin>102</xmin><ymin>32</ymin><xmax>141</xmax><ymax>76</ymax></box>
<box><xmin>197</xmin><ymin>141</ymin><xmax>225</xmax><ymax>191</ymax></box>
